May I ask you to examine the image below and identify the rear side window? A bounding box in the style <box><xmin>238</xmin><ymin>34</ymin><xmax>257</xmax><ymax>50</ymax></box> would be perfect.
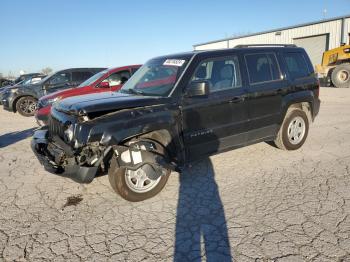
<box><xmin>245</xmin><ymin>53</ymin><xmax>281</xmax><ymax>84</ymax></box>
<box><xmin>283</xmin><ymin>52</ymin><xmax>310</xmax><ymax>79</ymax></box>
<box><xmin>72</xmin><ymin>71</ymin><xmax>94</xmax><ymax>82</ymax></box>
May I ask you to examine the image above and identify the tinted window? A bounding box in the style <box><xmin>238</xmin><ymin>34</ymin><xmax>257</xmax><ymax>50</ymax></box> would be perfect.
<box><xmin>49</xmin><ymin>73</ymin><xmax>70</xmax><ymax>85</ymax></box>
<box><xmin>72</xmin><ymin>71</ymin><xmax>93</xmax><ymax>82</ymax></box>
<box><xmin>191</xmin><ymin>56</ymin><xmax>242</xmax><ymax>92</ymax></box>
<box><xmin>245</xmin><ymin>53</ymin><xmax>281</xmax><ymax>84</ymax></box>
<box><xmin>284</xmin><ymin>52</ymin><xmax>310</xmax><ymax>79</ymax></box>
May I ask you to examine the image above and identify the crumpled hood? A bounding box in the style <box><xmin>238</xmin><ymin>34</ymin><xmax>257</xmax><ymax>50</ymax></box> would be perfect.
<box><xmin>54</xmin><ymin>91</ymin><xmax>169</xmax><ymax>116</ymax></box>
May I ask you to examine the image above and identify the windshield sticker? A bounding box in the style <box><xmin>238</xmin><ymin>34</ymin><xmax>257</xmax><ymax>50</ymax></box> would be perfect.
<box><xmin>163</xmin><ymin>59</ymin><xmax>185</xmax><ymax>67</ymax></box>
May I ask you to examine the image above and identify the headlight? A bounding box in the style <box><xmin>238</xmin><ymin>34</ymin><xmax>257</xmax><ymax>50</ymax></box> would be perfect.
<box><xmin>64</xmin><ymin>124</ymin><xmax>75</xmax><ymax>142</ymax></box>
<box><xmin>6</xmin><ymin>88</ymin><xmax>17</xmax><ymax>94</ymax></box>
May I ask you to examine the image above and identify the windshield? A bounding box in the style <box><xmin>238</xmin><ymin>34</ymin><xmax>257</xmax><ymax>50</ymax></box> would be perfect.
<box><xmin>120</xmin><ymin>58</ymin><xmax>188</xmax><ymax>96</ymax></box>
<box><xmin>78</xmin><ymin>69</ymin><xmax>108</xmax><ymax>87</ymax></box>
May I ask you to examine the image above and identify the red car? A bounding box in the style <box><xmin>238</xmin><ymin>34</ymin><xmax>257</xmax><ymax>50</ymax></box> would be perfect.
<box><xmin>35</xmin><ymin>65</ymin><xmax>141</xmax><ymax>125</ymax></box>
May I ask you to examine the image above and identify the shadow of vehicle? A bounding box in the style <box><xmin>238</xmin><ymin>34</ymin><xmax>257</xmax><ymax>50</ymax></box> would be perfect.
<box><xmin>174</xmin><ymin>107</ymin><xmax>232</xmax><ymax>261</ymax></box>
<box><xmin>0</xmin><ymin>127</ymin><xmax>37</xmax><ymax>148</ymax></box>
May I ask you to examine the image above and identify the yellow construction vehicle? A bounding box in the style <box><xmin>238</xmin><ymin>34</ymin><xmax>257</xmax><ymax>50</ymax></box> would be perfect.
<box><xmin>315</xmin><ymin>44</ymin><xmax>350</xmax><ymax>88</ymax></box>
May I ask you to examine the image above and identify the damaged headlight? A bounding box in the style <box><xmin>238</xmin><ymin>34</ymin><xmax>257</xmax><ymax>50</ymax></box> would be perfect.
<box><xmin>64</xmin><ymin>124</ymin><xmax>75</xmax><ymax>142</ymax></box>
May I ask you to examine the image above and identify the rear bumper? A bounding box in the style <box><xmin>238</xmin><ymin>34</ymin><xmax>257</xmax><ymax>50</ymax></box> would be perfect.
<box><xmin>31</xmin><ymin>129</ymin><xmax>98</xmax><ymax>183</ymax></box>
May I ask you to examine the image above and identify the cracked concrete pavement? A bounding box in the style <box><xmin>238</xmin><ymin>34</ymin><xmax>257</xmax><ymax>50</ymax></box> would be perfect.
<box><xmin>0</xmin><ymin>88</ymin><xmax>350</xmax><ymax>261</ymax></box>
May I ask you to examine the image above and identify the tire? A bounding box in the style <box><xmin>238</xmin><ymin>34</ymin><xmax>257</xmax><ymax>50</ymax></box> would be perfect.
<box><xmin>274</xmin><ymin>109</ymin><xmax>309</xmax><ymax>150</ymax></box>
<box><xmin>108</xmin><ymin>143</ymin><xmax>171</xmax><ymax>202</ymax></box>
<box><xmin>331</xmin><ymin>63</ymin><xmax>350</xmax><ymax>88</ymax></box>
<box><xmin>16</xmin><ymin>96</ymin><xmax>38</xmax><ymax>116</ymax></box>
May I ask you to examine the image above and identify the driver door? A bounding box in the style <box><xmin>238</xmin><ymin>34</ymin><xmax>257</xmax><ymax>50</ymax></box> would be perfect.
<box><xmin>182</xmin><ymin>55</ymin><xmax>249</xmax><ymax>161</ymax></box>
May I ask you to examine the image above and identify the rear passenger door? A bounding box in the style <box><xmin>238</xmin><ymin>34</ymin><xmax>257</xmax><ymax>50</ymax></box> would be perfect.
<box><xmin>71</xmin><ymin>71</ymin><xmax>94</xmax><ymax>87</ymax></box>
<box><xmin>244</xmin><ymin>52</ymin><xmax>288</xmax><ymax>141</ymax></box>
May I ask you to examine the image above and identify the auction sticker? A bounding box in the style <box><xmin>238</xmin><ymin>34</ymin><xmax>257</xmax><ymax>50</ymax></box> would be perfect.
<box><xmin>163</xmin><ymin>59</ymin><xmax>185</xmax><ymax>67</ymax></box>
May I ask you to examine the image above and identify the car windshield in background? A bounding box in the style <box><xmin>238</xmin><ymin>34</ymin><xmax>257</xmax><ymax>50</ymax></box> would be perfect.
<box><xmin>121</xmin><ymin>58</ymin><xmax>188</xmax><ymax>96</ymax></box>
<box><xmin>78</xmin><ymin>70</ymin><xmax>108</xmax><ymax>87</ymax></box>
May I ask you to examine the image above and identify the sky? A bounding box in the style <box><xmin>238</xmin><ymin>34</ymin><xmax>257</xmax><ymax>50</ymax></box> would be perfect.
<box><xmin>0</xmin><ymin>0</ymin><xmax>349</xmax><ymax>76</ymax></box>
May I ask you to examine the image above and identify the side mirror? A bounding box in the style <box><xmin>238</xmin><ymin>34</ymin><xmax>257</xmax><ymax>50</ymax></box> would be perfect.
<box><xmin>99</xmin><ymin>81</ymin><xmax>110</xmax><ymax>88</ymax></box>
<box><xmin>186</xmin><ymin>81</ymin><xmax>210</xmax><ymax>98</ymax></box>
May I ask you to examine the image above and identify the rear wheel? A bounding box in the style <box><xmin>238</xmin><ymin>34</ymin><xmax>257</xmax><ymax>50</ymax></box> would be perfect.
<box><xmin>331</xmin><ymin>63</ymin><xmax>350</xmax><ymax>88</ymax></box>
<box><xmin>16</xmin><ymin>96</ymin><xmax>37</xmax><ymax>116</ymax></box>
<box><xmin>274</xmin><ymin>109</ymin><xmax>309</xmax><ymax>150</ymax></box>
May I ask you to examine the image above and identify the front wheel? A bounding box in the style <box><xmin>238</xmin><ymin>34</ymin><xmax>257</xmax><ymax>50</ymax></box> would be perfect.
<box><xmin>108</xmin><ymin>155</ymin><xmax>170</xmax><ymax>202</ymax></box>
<box><xmin>16</xmin><ymin>96</ymin><xmax>38</xmax><ymax>116</ymax></box>
<box><xmin>274</xmin><ymin>109</ymin><xmax>309</xmax><ymax>150</ymax></box>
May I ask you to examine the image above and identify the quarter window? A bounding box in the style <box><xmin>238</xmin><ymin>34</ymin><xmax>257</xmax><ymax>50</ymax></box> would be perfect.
<box><xmin>245</xmin><ymin>53</ymin><xmax>281</xmax><ymax>84</ymax></box>
<box><xmin>283</xmin><ymin>52</ymin><xmax>310</xmax><ymax>79</ymax></box>
<box><xmin>191</xmin><ymin>56</ymin><xmax>242</xmax><ymax>92</ymax></box>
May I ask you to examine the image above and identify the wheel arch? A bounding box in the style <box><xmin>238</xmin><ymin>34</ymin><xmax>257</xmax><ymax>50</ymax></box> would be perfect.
<box><xmin>281</xmin><ymin>91</ymin><xmax>314</xmax><ymax>124</ymax></box>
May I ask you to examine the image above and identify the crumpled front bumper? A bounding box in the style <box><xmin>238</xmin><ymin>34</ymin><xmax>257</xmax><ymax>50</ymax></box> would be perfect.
<box><xmin>31</xmin><ymin>129</ymin><xmax>98</xmax><ymax>183</ymax></box>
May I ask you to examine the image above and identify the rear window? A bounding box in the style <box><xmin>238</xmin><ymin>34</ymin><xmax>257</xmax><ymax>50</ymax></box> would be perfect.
<box><xmin>283</xmin><ymin>52</ymin><xmax>310</xmax><ymax>79</ymax></box>
<box><xmin>245</xmin><ymin>53</ymin><xmax>281</xmax><ymax>84</ymax></box>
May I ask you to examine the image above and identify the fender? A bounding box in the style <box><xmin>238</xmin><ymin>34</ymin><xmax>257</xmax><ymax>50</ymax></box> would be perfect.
<box><xmin>280</xmin><ymin>90</ymin><xmax>315</xmax><ymax>123</ymax></box>
<box><xmin>79</xmin><ymin>104</ymin><xmax>185</xmax><ymax>165</ymax></box>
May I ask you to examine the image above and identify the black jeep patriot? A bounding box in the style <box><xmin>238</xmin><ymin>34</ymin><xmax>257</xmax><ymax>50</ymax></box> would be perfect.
<box><xmin>32</xmin><ymin>45</ymin><xmax>320</xmax><ymax>201</ymax></box>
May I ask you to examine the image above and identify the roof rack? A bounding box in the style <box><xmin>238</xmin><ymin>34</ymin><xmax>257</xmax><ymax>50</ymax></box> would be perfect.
<box><xmin>235</xmin><ymin>44</ymin><xmax>297</xmax><ymax>48</ymax></box>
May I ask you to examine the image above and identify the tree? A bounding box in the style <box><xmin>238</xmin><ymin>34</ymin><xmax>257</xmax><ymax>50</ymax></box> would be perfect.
<box><xmin>41</xmin><ymin>67</ymin><xmax>53</xmax><ymax>75</ymax></box>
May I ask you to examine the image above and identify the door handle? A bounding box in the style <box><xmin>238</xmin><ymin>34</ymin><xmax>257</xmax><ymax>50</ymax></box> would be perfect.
<box><xmin>229</xmin><ymin>96</ymin><xmax>244</xmax><ymax>103</ymax></box>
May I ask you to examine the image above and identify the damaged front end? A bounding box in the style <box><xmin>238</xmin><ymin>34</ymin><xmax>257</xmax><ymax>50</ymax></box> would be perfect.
<box><xmin>32</xmin><ymin>128</ymin><xmax>175</xmax><ymax>184</ymax></box>
<box><xmin>31</xmin><ymin>128</ymin><xmax>112</xmax><ymax>183</ymax></box>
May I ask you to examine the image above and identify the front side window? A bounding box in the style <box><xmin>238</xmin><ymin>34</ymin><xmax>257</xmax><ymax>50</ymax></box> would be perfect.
<box><xmin>284</xmin><ymin>52</ymin><xmax>310</xmax><ymax>79</ymax></box>
<box><xmin>49</xmin><ymin>73</ymin><xmax>70</xmax><ymax>86</ymax></box>
<box><xmin>245</xmin><ymin>53</ymin><xmax>281</xmax><ymax>84</ymax></box>
<box><xmin>101</xmin><ymin>70</ymin><xmax>131</xmax><ymax>87</ymax></box>
<box><xmin>121</xmin><ymin>58</ymin><xmax>188</xmax><ymax>96</ymax></box>
<box><xmin>190</xmin><ymin>56</ymin><xmax>242</xmax><ymax>92</ymax></box>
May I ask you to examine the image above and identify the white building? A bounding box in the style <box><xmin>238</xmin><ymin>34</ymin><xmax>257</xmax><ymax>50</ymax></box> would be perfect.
<box><xmin>194</xmin><ymin>15</ymin><xmax>350</xmax><ymax>66</ymax></box>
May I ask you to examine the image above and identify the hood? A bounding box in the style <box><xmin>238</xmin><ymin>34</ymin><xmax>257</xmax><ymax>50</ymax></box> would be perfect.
<box><xmin>54</xmin><ymin>91</ymin><xmax>169</xmax><ymax>116</ymax></box>
<box><xmin>40</xmin><ymin>87</ymin><xmax>76</xmax><ymax>101</ymax></box>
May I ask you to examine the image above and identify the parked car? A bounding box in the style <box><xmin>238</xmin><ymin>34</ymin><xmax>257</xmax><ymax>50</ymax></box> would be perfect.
<box><xmin>35</xmin><ymin>65</ymin><xmax>141</xmax><ymax>125</ymax></box>
<box><xmin>0</xmin><ymin>73</ymin><xmax>43</xmax><ymax>89</ymax></box>
<box><xmin>32</xmin><ymin>45</ymin><xmax>320</xmax><ymax>202</ymax></box>
<box><xmin>0</xmin><ymin>74</ymin><xmax>46</xmax><ymax>105</ymax></box>
<box><xmin>0</xmin><ymin>78</ymin><xmax>13</xmax><ymax>87</ymax></box>
<box><xmin>2</xmin><ymin>68</ymin><xmax>105</xmax><ymax>116</ymax></box>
